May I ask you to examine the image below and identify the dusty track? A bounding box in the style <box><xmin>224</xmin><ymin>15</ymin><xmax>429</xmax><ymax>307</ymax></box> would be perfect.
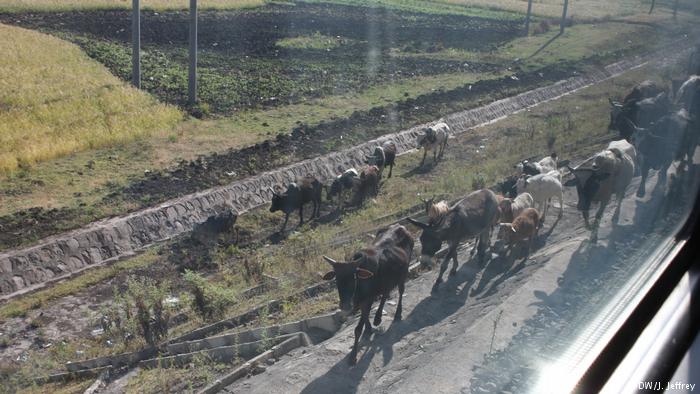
<box><xmin>224</xmin><ymin>163</ymin><xmax>693</xmax><ymax>393</ymax></box>
<box><xmin>0</xmin><ymin>42</ymin><xmax>692</xmax><ymax>300</ymax></box>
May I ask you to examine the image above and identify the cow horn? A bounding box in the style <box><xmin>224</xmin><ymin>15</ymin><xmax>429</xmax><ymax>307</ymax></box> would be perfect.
<box><xmin>323</xmin><ymin>256</ymin><xmax>338</xmax><ymax>265</ymax></box>
<box><xmin>407</xmin><ymin>217</ymin><xmax>430</xmax><ymax>229</ymax></box>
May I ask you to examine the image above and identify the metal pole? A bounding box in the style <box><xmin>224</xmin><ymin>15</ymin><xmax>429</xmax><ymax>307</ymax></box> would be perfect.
<box><xmin>188</xmin><ymin>0</ymin><xmax>198</xmax><ymax>106</ymax></box>
<box><xmin>525</xmin><ymin>0</ymin><xmax>533</xmax><ymax>36</ymax></box>
<box><xmin>132</xmin><ymin>0</ymin><xmax>140</xmax><ymax>88</ymax></box>
<box><xmin>673</xmin><ymin>0</ymin><xmax>679</xmax><ymax>19</ymax></box>
<box><xmin>560</xmin><ymin>0</ymin><xmax>569</xmax><ymax>34</ymax></box>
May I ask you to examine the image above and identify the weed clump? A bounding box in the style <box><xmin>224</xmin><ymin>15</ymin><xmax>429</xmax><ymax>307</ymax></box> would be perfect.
<box><xmin>183</xmin><ymin>270</ymin><xmax>237</xmax><ymax>321</ymax></box>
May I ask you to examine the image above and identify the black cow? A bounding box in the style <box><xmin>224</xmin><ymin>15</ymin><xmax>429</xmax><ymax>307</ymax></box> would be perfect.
<box><xmin>365</xmin><ymin>141</ymin><xmax>397</xmax><ymax>179</ymax></box>
<box><xmin>609</xmin><ymin>91</ymin><xmax>670</xmax><ymax>141</ymax></box>
<box><xmin>269</xmin><ymin>175</ymin><xmax>322</xmax><ymax>231</ymax></box>
<box><xmin>322</xmin><ymin>224</ymin><xmax>414</xmax><ymax>365</ymax></box>
<box><xmin>631</xmin><ymin>110</ymin><xmax>690</xmax><ymax>197</ymax></box>
<box><xmin>408</xmin><ymin>189</ymin><xmax>499</xmax><ymax>292</ymax></box>
<box><xmin>327</xmin><ymin>168</ymin><xmax>358</xmax><ymax>209</ymax></box>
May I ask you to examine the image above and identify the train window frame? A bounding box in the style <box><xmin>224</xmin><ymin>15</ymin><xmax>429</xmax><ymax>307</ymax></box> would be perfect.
<box><xmin>572</xmin><ymin>179</ymin><xmax>700</xmax><ymax>392</ymax></box>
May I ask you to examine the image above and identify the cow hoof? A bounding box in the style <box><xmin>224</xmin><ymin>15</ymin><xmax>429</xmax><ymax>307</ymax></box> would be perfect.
<box><xmin>636</xmin><ymin>189</ymin><xmax>645</xmax><ymax>198</ymax></box>
<box><xmin>373</xmin><ymin>317</ymin><xmax>382</xmax><ymax>326</ymax></box>
<box><xmin>362</xmin><ymin>330</ymin><xmax>373</xmax><ymax>340</ymax></box>
<box><xmin>431</xmin><ymin>283</ymin><xmax>441</xmax><ymax>294</ymax></box>
<box><xmin>449</xmin><ymin>269</ymin><xmax>457</xmax><ymax>276</ymax></box>
<box><xmin>394</xmin><ymin>313</ymin><xmax>402</xmax><ymax>322</ymax></box>
<box><xmin>348</xmin><ymin>355</ymin><xmax>357</xmax><ymax>366</ymax></box>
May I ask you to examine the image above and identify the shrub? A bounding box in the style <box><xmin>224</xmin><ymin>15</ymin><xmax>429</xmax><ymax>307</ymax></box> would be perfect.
<box><xmin>102</xmin><ymin>278</ymin><xmax>172</xmax><ymax>346</ymax></box>
<box><xmin>183</xmin><ymin>271</ymin><xmax>237</xmax><ymax>321</ymax></box>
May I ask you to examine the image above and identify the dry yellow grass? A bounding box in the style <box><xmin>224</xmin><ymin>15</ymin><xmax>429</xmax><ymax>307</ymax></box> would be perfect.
<box><xmin>0</xmin><ymin>23</ymin><xmax>181</xmax><ymax>174</ymax></box>
<box><xmin>0</xmin><ymin>0</ymin><xmax>265</xmax><ymax>12</ymax></box>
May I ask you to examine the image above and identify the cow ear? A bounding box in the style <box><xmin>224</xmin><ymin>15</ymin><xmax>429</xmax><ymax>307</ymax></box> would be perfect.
<box><xmin>356</xmin><ymin>268</ymin><xmax>374</xmax><ymax>280</ymax></box>
<box><xmin>321</xmin><ymin>271</ymin><xmax>336</xmax><ymax>281</ymax></box>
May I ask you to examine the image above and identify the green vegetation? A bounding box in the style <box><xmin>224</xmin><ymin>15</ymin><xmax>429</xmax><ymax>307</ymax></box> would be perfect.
<box><xmin>0</xmin><ymin>250</ymin><xmax>159</xmax><ymax>320</ymax></box>
<box><xmin>277</xmin><ymin>31</ymin><xmax>357</xmax><ymax>50</ymax></box>
<box><xmin>0</xmin><ymin>23</ymin><xmax>181</xmax><ymax>175</ymax></box>
<box><xmin>183</xmin><ymin>270</ymin><xmax>238</xmax><ymax>321</ymax></box>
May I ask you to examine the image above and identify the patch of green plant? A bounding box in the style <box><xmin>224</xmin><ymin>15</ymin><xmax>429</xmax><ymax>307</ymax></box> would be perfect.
<box><xmin>183</xmin><ymin>270</ymin><xmax>239</xmax><ymax>321</ymax></box>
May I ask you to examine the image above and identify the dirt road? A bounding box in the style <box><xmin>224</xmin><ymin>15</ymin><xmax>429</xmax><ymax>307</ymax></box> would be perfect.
<box><xmin>224</xmin><ymin>165</ymin><xmax>690</xmax><ymax>393</ymax></box>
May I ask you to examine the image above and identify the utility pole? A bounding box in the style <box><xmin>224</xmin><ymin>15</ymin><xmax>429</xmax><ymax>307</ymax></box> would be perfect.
<box><xmin>673</xmin><ymin>0</ymin><xmax>679</xmax><ymax>19</ymax></box>
<box><xmin>560</xmin><ymin>0</ymin><xmax>569</xmax><ymax>34</ymax></box>
<box><xmin>132</xmin><ymin>0</ymin><xmax>140</xmax><ymax>88</ymax></box>
<box><xmin>524</xmin><ymin>0</ymin><xmax>533</xmax><ymax>36</ymax></box>
<box><xmin>188</xmin><ymin>0</ymin><xmax>198</xmax><ymax>106</ymax></box>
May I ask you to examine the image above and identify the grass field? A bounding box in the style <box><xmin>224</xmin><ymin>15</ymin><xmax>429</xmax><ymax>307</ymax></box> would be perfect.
<box><xmin>0</xmin><ymin>23</ymin><xmax>181</xmax><ymax>174</ymax></box>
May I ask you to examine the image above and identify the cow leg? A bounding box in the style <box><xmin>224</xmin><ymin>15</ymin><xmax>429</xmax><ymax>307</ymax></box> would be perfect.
<box><xmin>449</xmin><ymin>249</ymin><xmax>459</xmax><ymax>276</ymax></box>
<box><xmin>395</xmin><ymin>280</ymin><xmax>405</xmax><ymax>321</ymax></box>
<box><xmin>387</xmin><ymin>164</ymin><xmax>393</xmax><ymax>178</ymax></box>
<box><xmin>558</xmin><ymin>191</ymin><xmax>564</xmax><ymax>218</ymax></box>
<box><xmin>420</xmin><ymin>149</ymin><xmax>427</xmax><ymax>166</ymax></box>
<box><xmin>477</xmin><ymin>230</ymin><xmax>489</xmax><ymax>265</ymax></box>
<box><xmin>433</xmin><ymin>150</ymin><xmax>438</xmax><ymax>163</ymax></box>
<box><xmin>637</xmin><ymin>160</ymin><xmax>649</xmax><ymax>198</ymax></box>
<box><xmin>612</xmin><ymin>192</ymin><xmax>624</xmax><ymax>223</ymax></box>
<box><xmin>541</xmin><ymin>200</ymin><xmax>548</xmax><ymax>224</ymax></box>
<box><xmin>350</xmin><ymin>303</ymin><xmax>370</xmax><ymax>365</ymax></box>
<box><xmin>433</xmin><ymin>245</ymin><xmax>454</xmax><ymax>292</ymax></box>
<box><xmin>590</xmin><ymin>200</ymin><xmax>607</xmax><ymax>244</ymax></box>
<box><xmin>374</xmin><ymin>293</ymin><xmax>387</xmax><ymax>326</ymax></box>
<box><xmin>281</xmin><ymin>213</ymin><xmax>290</xmax><ymax>232</ymax></box>
<box><xmin>298</xmin><ymin>205</ymin><xmax>304</xmax><ymax>227</ymax></box>
<box><xmin>470</xmin><ymin>238</ymin><xmax>479</xmax><ymax>256</ymax></box>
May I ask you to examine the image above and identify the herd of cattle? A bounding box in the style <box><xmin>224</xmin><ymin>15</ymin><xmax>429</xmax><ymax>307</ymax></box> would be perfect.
<box><xmin>269</xmin><ymin>122</ymin><xmax>450</xmax><ymax>231</ymax></box>
<box><xmin>267</xmin><ymin>64</ymin><xmax>700</xmax><ymax>364</ymax></box>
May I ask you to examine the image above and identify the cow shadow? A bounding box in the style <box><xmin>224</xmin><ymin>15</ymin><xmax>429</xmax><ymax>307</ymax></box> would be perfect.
<box><xmin>401</xmin><ymin>161</ymin><xmax>438</xmax><ymax>178</ymax></box>
<box><xmin>471</xmin><ymin>215</ymin><xmax>560</xmax><ymax>298</ymax></box>
<box><xmin>300</xmin><ymin>257</ymin><xmax>480</xmax><ymax>394</ymax></box>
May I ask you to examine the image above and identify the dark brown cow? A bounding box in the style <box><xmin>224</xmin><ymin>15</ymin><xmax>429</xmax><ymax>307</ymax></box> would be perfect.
<box><xmin>322</xmin><ymin>224</ymin><xmax>414</xmax><ymax>365</ymax></box>
<box><xmin>350</xmin><ymin>165</ymin><xmax>380</xmax><ymax>206</ymax></box>
<box><xmin>408</xmin><ymin>189</ymin><xmax>499</xmax><ymax>292</ymax></box>
<box><xmin>269</xmin><ymin>175</ymin><xmax>322</xmax><ymax>231</ymax></box>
